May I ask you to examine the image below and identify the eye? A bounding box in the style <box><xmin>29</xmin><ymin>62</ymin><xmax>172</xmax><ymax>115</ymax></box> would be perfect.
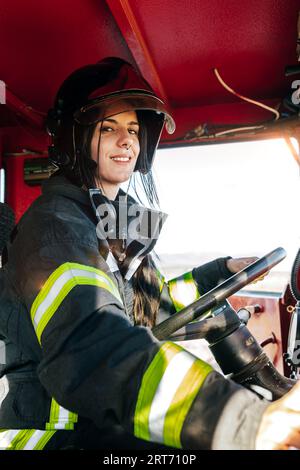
<box><xmin>101</xmin><ymin>126</ymin><xmax>114</xmax><ymax>133</ymax></box>
<box><xmin>128</xmin><ymin>128</ymin><xmax>139</xmax><ymax>135</ymax></box>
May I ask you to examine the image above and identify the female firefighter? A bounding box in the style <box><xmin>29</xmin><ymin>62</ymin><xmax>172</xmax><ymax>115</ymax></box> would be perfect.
<box><xmin>0</xmin><ymin>57</ymin><xmax>299</xmax><ymax>451</ymax></box>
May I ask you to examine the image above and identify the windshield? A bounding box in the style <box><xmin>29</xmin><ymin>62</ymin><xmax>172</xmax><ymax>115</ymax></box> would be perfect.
<box><xmin>150</xmin><ymin>138</ymin><xmax>300</xmax><ymax>292</ymax></box>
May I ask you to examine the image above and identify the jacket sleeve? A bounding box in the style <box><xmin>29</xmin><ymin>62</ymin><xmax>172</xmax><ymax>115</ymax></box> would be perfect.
<box><xmin>158</xmin><ymin>257</ymin><xmax>233</xmax><ymax>316</ymax></box>
<box><xmin>17</xmin><ymin>235</ymin><xmax>267</xmax><ymax>450</ymax></box>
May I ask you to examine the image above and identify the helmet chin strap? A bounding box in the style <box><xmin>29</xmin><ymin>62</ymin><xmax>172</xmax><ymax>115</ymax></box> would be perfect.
<box><xmin>124</xmin><ymin>174</ymin><xmax>132</xmax><ymax>200</ymax></box>
<box><xmin>95</xmin><ymin>122</ymin><xmax>107</xmax><ymax>195</ymax></box>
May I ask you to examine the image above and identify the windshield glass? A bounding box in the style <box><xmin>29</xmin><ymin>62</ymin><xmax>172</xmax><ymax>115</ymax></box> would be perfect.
<box><xmin>149</xmin><ymin>138</ymin><xmax>300</xmax><ymax>293</ymax></box>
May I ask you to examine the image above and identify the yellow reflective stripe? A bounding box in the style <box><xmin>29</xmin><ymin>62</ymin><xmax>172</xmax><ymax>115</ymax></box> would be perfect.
<box><xmin>46</xmin><ymin>398</ymin><xmax>78</xmax><ymax>431</ymax></box>
<box><xmin>134</xmin><ymin>342</ymin><xmax>179</xmax><ymax>442</ymax></box>
<box><xmin>168</xmin><ymin>271</ymin><xmax>200</xmax><ymax>311</ymax></box>
<box><xmin>8</xmin><ymin>429</ymin><xmax>35</xmax><ymax>450</ymax></box>
<box><xmin>30</xmin><ymin>262</ymin><xmax>122</xmax><ymax>343</ymax></box>
<box><xmin>33</xmin><ymin>430</ymin><xmax>56</xmax><ymax>450</ymax></box>
<box><xmin>134</xmin><ymin>342</ymin><xmax>213</xmax><ymax>448</ymax></box>
<box><xmin>0</xmin><ymin>430</ymin><xmax>19</xmax><ymax>449</ymax></box>
<box><xmin>163</xmin><ymin>358</ymin><xmax>213</xmax><ymax>447</ymax></box>
<box><xmin>156</xmin><ymin>269</ymin><xmax>165</xmax><ymax>293</ymax></box>
<box><xmin>0</xmin><ymin>429</ymin><xmax>56</xmax><ymax>450</ymax></box>
<box><xmin>66</xmin><ymin>411</ymin><xmax>78</xmax><ymax>430</ymax></box>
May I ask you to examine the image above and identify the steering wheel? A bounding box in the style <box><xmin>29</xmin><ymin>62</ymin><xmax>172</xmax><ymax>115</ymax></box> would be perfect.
<box><xmin>152</xmin><ymin>247</ymin><xmax>286</xmax><ymax>341</ymax></box>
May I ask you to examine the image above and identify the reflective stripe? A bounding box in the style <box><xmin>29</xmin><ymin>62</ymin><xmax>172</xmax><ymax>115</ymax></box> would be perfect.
<box><xmin>0</xmin><ymin>429</ymin><xmax>56</xmax><ymax>450</ymax></box>
<box><xmin>46</xmin><ymin>398</ymin><xmax>78</xmax><ymax>431</ymax></box>
<box><xmin>148</xmin><ymin>350</ymin><xmax>195</xmax><ymax>441</ymax></box>
<box><xmin>31</xmin><ymin>262</ymin><xmax>122</xmax><ymax>343</ymax></box>
<box><xmin>156</xmin><ymin>269</ymin><xmax>165</xmax><ymax>293</ymax></box>
<box><xmin>168</xmin><ymin>271</ymin><xmax>200</xmax><ymax>311</ymax></box>
<box><xmin>134</xmin><ymin>342</ymin><xmax>213</xmax><ymax>448</ymax></box>
<box><xmin>0</xmin><ymin>430</ymin><xmax>19</xmax><ymax>449</ymax></box>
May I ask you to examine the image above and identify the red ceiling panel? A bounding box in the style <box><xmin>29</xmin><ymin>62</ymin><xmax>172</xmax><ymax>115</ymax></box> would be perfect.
<box><xmin>0</xmin><ymin>0</ymin><xmax>299</xmax><ymax>138</ymax></box>
<box><xmin>126</xmin><ymin>0</ymin><xmax>300</xmax><ymax>106</ymax></box>
<box><xmin>0</xmin><ymin>0</ymin><xmax>133</xmax><ymax>112</ymax></box>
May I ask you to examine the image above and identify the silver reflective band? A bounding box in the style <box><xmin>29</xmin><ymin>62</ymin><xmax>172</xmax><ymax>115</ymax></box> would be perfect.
<box><xmin>148</xmin><ymin>350</ymin><xmax>196</xmax><ymax>442</ymax></box>
<box><xmin>33</xmin><ymin>268</ymin><xmax>114</xmax><ymax>327</ymax></box>
<box><xmin>134</xmin><ymin>342</ymin><xmax>213</xmax><ymax>448</ymax></box>
<box><xmin>46</xmin><ymin>398</ymin><xmax>78</xmax><ymax>431</ymax></box>
<box><xmin>0</xmin><ymin>429</ymin><xmax>56</xmax><ymax>450</ymax></box>
<box><xmin>31</xmin><ymin>262</ymin><xmax>122</xmax><ymax>343</ymax></box>
<box><xmin>168</xmin><ymin>271</ymin><xmax>200</xmax><ymax>311</ymax></box>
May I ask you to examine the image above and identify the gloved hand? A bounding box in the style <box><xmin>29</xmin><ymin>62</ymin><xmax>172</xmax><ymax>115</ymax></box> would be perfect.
<box><xmin>255</xmin><ymin>380</ymin><xmax>300</xmax><ymax>450</ymax></box>
<box><xmin>226</xmin><ymin>257</ymin><xmax>268</xmax><ymax>283</ymax></box>
<box><xmin>226</xmin><ymin>257</ymin><xmax>258</xmax><ymax>273</ymax></box>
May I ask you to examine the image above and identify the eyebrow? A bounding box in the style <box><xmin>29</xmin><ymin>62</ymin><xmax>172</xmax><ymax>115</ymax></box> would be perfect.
<box><xmin>103</xmin><ymin>118</ymin><xmax>139</xmax><ymax>126</ymax></box>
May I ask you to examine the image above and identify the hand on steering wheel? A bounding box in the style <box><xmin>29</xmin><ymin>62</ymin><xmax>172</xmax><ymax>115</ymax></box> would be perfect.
<box><xmin>152</xmin><ymin>247</ymin><xmax>286</xmax><ymax>341</ymax></box>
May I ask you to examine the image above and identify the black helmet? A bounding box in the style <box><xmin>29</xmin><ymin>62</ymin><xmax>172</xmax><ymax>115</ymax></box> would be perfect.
<box><xmin>46</xmin><ymin>57</ymin><xmax>175</xmax><ymax>178</ymax></box>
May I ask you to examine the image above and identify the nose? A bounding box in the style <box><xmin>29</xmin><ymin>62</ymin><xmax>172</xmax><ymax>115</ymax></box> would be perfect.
<box><xmin>117</xmin><ymin>129</ymin><xmax>133</xmax><ymax>150</ymax></box>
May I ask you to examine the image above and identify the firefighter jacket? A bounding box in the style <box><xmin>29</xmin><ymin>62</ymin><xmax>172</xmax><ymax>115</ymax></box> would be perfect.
<box><xmin>0</xmin><ymin>175</ymin><xmax>268</xmax><ymax>450</ymax></box>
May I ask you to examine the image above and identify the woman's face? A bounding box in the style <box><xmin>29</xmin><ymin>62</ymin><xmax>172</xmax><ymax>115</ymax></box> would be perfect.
<box><xmin>90</xmin><ymin>107</ymin><xmax>140</xmax><ymax>197</ymax></box>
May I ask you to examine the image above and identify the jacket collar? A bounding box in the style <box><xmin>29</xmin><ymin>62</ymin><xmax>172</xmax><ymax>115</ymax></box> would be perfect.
<box><xmin>42</xmin><ymin>174</ymin><xmax>137</xmax><ymax>206</ymax></box>
<box><xmin>42</xmin><ymin>174</ymin><xmax>167</xmax><ymax>280</ymax></box>
<box><xmin>42</xmin><ymin>174</ymin><xmax>91</xmax><ymax>206</ymax></box>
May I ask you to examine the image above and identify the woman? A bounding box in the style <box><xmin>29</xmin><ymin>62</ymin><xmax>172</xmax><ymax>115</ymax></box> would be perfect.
<box><xmin>0</xmin><ymin>57</ymin><xmax>299</xmax><ymax>451</ymax></box>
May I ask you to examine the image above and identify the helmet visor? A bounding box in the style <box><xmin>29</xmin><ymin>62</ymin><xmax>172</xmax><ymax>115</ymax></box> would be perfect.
<box><xmin>73</xmin><ymin>92</ymin><xmax>175</xmax><ymax>134</ymax></box>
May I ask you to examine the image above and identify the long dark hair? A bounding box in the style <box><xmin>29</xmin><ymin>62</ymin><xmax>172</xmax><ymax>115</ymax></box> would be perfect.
<box><xmin>132</xmin><ymin>255</ymin><xmax>161</xmax><ymax>327</ymax></box>
<box><xmin>68</xmin><ymin>115</ymin><xmax>162</xmax><ymax>328</ymax></box>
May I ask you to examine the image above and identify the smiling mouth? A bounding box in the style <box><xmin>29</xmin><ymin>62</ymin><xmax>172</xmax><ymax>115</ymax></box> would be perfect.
<box><xmin>110</xmin><ymin>156</ymin><xmax>131</xmax><ymax>162</ymax></box>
